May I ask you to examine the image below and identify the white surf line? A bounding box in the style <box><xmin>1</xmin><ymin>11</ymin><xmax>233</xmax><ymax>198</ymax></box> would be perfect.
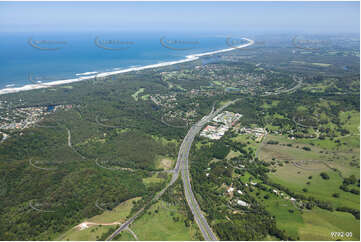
<box><xmin>0</xmin><ymin>38</ymin><xmax>254</xmax><ymax>95</ymax></box>
<box><xmin>75</xmin><ymin>71</ymin><xmax>98</xmax><ymax>76</ymax></box>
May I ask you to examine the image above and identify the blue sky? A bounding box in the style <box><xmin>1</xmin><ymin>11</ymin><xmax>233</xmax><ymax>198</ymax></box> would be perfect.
<box><xmin>0</xmin><ymin>1</ymin><xmax>359</xmax><ymax>34</ymax></box>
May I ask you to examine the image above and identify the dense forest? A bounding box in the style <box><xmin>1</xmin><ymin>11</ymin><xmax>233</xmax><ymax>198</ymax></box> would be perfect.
<box><xmin>0</xmin><ymin>34</ymin><xmax>359</xmax><ymax>240</ymax></box>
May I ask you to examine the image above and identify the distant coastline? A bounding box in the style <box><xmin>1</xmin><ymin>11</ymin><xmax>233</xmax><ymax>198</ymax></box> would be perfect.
<box><xmin>0</xmin><ymin>38</ymin><xmax>254</xmax><ymax>95</ymax></box>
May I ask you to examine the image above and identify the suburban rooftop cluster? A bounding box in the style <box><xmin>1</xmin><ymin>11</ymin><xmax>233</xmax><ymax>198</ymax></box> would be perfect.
<box><xmin>200</xmin><ymin>111</ymin><xmax>242</xmax><ymax>140</ymax></box>
<box><xmin>239</xmin><ymin>127</ymin><xmax>267</xmax><ymax>142</ymax></box>
<box><xmin>0</xmin><ymin>104</ymin><xmax>72</xmax><ymax>131</ymax></box>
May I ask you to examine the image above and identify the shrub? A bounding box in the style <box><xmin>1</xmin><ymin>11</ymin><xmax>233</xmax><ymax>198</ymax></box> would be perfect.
<box><xmin>340</xmin><ymin>185</ymin><xmax>350</xmax><ymax>192</ymax></box>
<box><xmin>305</xmin><ymin>202</ymin><xmax>314</xmax><ymax>210</ymax></box>
<box><xmin>320</xmin><ymin>172</ymin><xmax>330</xmax><ymax>180</ymax></box>
<box><xmin>343</xmin><ymin>175</ymin><xmax>357</xmax><ymax>185</ymax></box>
<box><xmin>267</xmin><ymin>140</ymin><xmax>279</xmax><ymax>145</ymax></box>
<box><xmin>350</xmin><ymin>189</ymin><xmax>360</xmax><ymax>195</ymax></box>
<box><xmin>336</xmin><ymin>207</ymin><xmax>360</xmax><ymax>219</ymax></box>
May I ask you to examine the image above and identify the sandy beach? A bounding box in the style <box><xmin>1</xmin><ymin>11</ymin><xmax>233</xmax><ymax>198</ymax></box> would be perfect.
<box><xmin>0</xmin><ymin>38</ymin><xmax>254</xmax><ymax>95</ymax></box>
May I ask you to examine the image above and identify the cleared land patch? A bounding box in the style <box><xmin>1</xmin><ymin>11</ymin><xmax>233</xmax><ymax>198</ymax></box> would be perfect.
<box><xmin>259</xmin><ymin>134</ymin><xmax>359</xmax><ymax>211</ymax></box>
<box><xmin>155</xmin><ymin>156</ymin><xmax>174</xmax><ymax>170</ymax></box>
<box><xmin>269</xmin><ymin>163</ymin><xmax>359</xmax><ymax>210</ymax></box>
<box><xmin>131</xmin><ymin>88</ymin><xmax>145</xmax><ymax>101</ymax></box>
<box><xmin>60</xmin><ymin>224</ymin><xmax>118</xmax><ymax>241</ymax></box>
<box><xmin>299</xmin><ymin>208</ymin><xmax>360</xmax><ymax>241</ymax></box>
<box><xmin>114</xmin><ymin>230</ymin><xmax>136</xmax><ymax>241</ymax></box>
<box><xmin>142</xmin><ymin>173</ymin><xmax>165</xmax><ymax>186</ymax></box>
<box><xmin>59</xmin><ymin>197</ymin><xmax>140</xmax><ymax>241</ymax></box>
<box><xmin>90</xmin><ymin>197</ymin><xmax>141</xmax><ymax>223</ymax></box>
<box><xmin>129</xmin><ymin>200</ymin><xmax>197</xmax><ymax>240</ymax></box>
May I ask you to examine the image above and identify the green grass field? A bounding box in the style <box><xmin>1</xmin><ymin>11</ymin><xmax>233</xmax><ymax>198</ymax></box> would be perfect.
<box><xmin>247</xmin><ymin>171</ymin><xmax>359</xmax><ymax>241</ymax></box>
<box><xmin>131</xmin><ymin>88</ymin><xmax>145</xmax><ymax>101</ymax></box>
<box><xmin>256</xmin><ymin>188</ymin><xmax>303</xmax><ymax>239</ymax></box>
<box><xmin>339</xmin><ymin>111</ymin><xmax>360</xmax><ymax>135</ymax></box>
<box><xmin>129</xmin><ymin>200</ymin><xmax>197</xmax><ymax>240</ymax></box>
<box><xmin>299</xmin><ymin>208</ymin><xmax>360</xmax><ymax>241</ymax></box>
<box><xmin>242</xmin><ymin>171</ymin><xmax>303</xmax><ymax>239</ymax></box>
<box><xmin>155</xmin><ymin>156</ymin><xmax>174</xmax><ymax>170</ymax></box>
<box><xmin>150</xmin><ymin>135</ymin><xmax>178</xmax><ymax>146</ymax></box>
<box><xmin>142</xmin><ymin>173</ymin><xmax>165</xmax><ymax>186</ymax></box>
<box><xmin>269</xmin><ymin>163</ymin><xmax>359</xmax><ymax>210</ymax></box>
<box><xmin>231</xmin><ymin>133</ymin><xmax>259</xmax><ymax>157</ymax></box>
<box><xmin>259</xmin><ymin>137</ymin><xmax>323</xmax><ymax>162</ymax></box>
<box><xmin>260</xmin><ymin>134</ymin><xmax>359</xmax><ymax>177</ymax></box>
<box><xmin>88</xmin><ymin>197</ymin><xmax>141</xmax><ymax>223</ymax></box>
<box><xmin>60</xmin><ymin>224</ymin><xmax>118</xmax><ymax>241</ymax></box>
<box><xmin>258</xmin><ymin>132</ymin><xmax>359</xmax><ymax>236</ymax></box>
<box><xmin>141</xmin><ymin>94</ymin><xmax>150</xmax><ymax>100</ymax></box>
<box><xmin>114</xmin><ymin>229</ymin><xmax>136</xmax><ymax>241</ymax></box>
<box><xmin>58</xmin><ymin>197</ymin><xmax>140</xmax><ymax>240</ymax></box>
<box><xmin>226</xmin><ymin>150</ymin><xmax>242</xmax><ymax>160</ymax></box>
<box><xmin>232</xmin><ymin>133</ymin><xmax>258</xmax><ymax>146</ymax></box>
<box><xmin>261</xmin><ymin>100</ymin><xmax>280</xmax><ymax>109</ymax></box>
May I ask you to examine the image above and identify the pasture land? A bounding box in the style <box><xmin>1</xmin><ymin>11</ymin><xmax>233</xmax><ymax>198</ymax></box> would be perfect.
<box><xmin>130</xmin><ymin>200</ymin><xmax>197</xmax><ymax>240</ymax></box>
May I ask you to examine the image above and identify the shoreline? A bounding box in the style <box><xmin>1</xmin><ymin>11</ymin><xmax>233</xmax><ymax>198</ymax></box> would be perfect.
<box><xmin>0</xmin><ymin>38</ymin><xmax>254</xmax><ymax>96</ymax></box>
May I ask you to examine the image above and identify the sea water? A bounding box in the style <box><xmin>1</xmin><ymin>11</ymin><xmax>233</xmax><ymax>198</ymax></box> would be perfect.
<box><xmin>0</xmin><ymin>31</ymin><xmax>245</xmax><ymax>91</ymax></box>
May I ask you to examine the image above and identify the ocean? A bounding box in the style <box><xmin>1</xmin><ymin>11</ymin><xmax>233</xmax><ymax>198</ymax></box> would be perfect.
<box><xmin>0</xmin><ymin>31</ymin><xmax>246</xmax><ymax>91</ymax></box>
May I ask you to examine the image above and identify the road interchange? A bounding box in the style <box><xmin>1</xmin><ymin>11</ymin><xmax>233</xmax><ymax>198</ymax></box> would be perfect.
<box><xmin>106</xmin><ymin>36</ymin><xmax>255</xmax><ymax>242</ymax></box>
<box><xmin>107</xmin><ymin>100</ymin><xmax>238</xmax><ymax>241</ymax></box>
